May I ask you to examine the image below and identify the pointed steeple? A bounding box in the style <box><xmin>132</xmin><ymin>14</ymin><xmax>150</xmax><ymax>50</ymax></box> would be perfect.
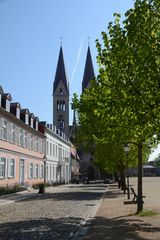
<box><xmin>82</xmin><ymin>46</ymin><xmax>95</xmax><ymax>92</ymax></box>
<box><xmin>53</xmin><ymin>46</ymin><xmax>69</xmax><ymax>94</ymax></box>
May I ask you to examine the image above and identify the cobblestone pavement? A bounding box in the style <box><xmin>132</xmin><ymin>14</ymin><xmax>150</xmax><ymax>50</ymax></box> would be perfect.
<box><xmin>0</xmin><ymin>184</ymin><xmax>107</xmax><ymax>240</ymax></box>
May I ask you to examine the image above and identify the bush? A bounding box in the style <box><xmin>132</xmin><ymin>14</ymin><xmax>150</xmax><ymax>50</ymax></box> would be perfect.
<box><xmin>0</xmin><ymin>184</ymin><xmax>25</xmax><ymax>196</ymax></box>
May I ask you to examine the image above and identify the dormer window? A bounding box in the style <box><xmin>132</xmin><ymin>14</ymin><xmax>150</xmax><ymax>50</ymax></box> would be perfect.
<box><xmin>20</xmin><ymin>109</ymin><xmax>30</xmax><ymax>125</ymax></box>
<box><xmin>2</xmin><ymin>93</ymin><xmax>12</xmax><ymax>112</ymax></box>
<box><xmin>60</xmin><ymin>88</ymin><xmax>63</xmax><ymax>95</ymax></box>
<box><xmin>29</xmin><ymin>114</ymin><xmax>34</xmax><ymax>128</ymax></box>
<box><xmin>25</xmin><ymin>114</ymin><xmax>29</xmax><ymax>125</ymax></box>
<box><xmin>17</xmin><ymin>107</ymin><xmax>20</xmax><ymax>119</ymax></box>
<box><xmin>34</xmin><ymin>117</ymin><xmax>39</xmax><ymax>131</ymax></box>
<box><xmin>10</xmin><ymin>102</ymin><xmax>21</xmax><ymax>119</ymax></box>
<box><xmin>6</xmin><ymin>99</ymin><xmax>10</xmax><ymax>112</ymax></box>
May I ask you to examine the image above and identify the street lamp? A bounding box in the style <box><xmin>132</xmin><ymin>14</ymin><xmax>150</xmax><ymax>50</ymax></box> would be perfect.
<box><xmin>124</xmin><ymin>143</ymin><xmax>130</xmax><ymax>199</ymax></box>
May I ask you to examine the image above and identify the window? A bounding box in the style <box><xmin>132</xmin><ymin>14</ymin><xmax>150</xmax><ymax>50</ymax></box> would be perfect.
<box><xmin>6</xmin><ymin>99</ymin><xmax>10</xmax><ymax>112</ymax></box>
<box><xmin>35</xmin><ymin>164</ymin><xmax>38</xmax><ymax>178</ymax></box>
<box><xmin>16</xmin><ymin>107</ymin><xmax>20</xmax><ymax>119</ymax></box>
<box><xmin>56</xmin><ymin>145</ymin><xmax>57</xmax><ymax>157</ymax></box>
<box><xmin>11</xmin><ymin>124</ymin><xmax>16</xmax><ymax>144</ymax></box>
<box><xmin>50</xmin><ymin>142</ymin><xmax>52</xmax><ymax>156</ymax></box>
<box><xmin>40</xmin><ymin>164</ymin><xmax>44</xmax><ymax>178</ymax></box>
<box><xmin>63</xmin><ymin>101</ymin><xmax>66</xmax><ymax>111</ymax></box>
<box><xmin>0</xmin><ymin>157</ymin><xmax>6</xmax><ymax>178</ymax></box>
<box><xmin>30</xmin><ymin>135</ymin><xmax>33</xmax><ymax>150</ymax></box>
<box><xmin>8</xmin><ymin>159</ymin><xmax>15</xmax><ymax>178</ymax></box>
<box><xmin>25</xmin><ymin>114</ymin><xmax>29</xmax><ymax>125</ymax></box>
<box><xmin>46</xmin><ymin>164</ymin><xmax>49</xmax><ymax>180</ymax></box>
<box><xmin>57</xmin><ymin>101</ymin><xmax>59</xmax><ymax>111</ymax></box>
<box><xmin>60</xmin><ymin>100</ymin><xmax>63</xmax><ymax>111</ymax></box>
<box><xmin>60</xmin><ymin>88</ymin><xmax>63</xmax><ymax>95</ymax></box>
<box><xmin>58</xmin><ymin>119</ymin><xmax>64</xmax><ymax>131</ymax></box>
<box><xmin>19</xmin><ymin>129</ymin><xmax>24</xmax><ymax>147</ymax></box>
<box><xmin>16</xmin><ymin>127</ymin><xmax>20</xmax><ymax>145</ymax></box>
<box><xmin>39</xmin><ymin>139</ymin><xmax>44</xmax><ymax>153</ymax></box>
<box><xmin>35</xmin><ymin>137</ymin><xmax>38</xmax><ymax>151</ymax></box>
<box><xmin>29</xmin><ymin>162</ymin><xmax>34</xmax><ymax>178</ymax></box>
<box><xmin>50</xmin><ymin>165</ymin><xmax>52</xmax><ymax>180</ymax></box>
<box><xmin>2</xmin><ymin>119</ymin><xmax>7</xmax><ymax>140</ymax></box>
<box><xmin>24</xmin><ymin>131</ymin><xmax>27</xmax><ymax>147</ymax></box>
<box><xmin>46</xmin><ymin>141</ymin><xmax>49</xmax><ymax>155</ymax></box>
<box><xmin>53</xmin><ymin>143</ymin><xmax>55</xmax><ymax>156</ymax></box>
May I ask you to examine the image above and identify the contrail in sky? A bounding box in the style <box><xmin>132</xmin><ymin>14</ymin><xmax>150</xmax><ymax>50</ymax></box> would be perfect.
<box><xmin>70</xmin><ymin>37</ymin><xmax>84</xmax><ymax>86</ymax></box>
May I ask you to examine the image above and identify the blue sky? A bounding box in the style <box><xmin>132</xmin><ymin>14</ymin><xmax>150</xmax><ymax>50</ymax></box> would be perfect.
<box><xmin>0</xmin><ymin>0</ymin><xmax>158</xmax><ymax>160</ymax></box>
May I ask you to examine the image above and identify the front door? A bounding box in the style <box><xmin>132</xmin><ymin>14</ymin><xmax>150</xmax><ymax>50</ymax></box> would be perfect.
<box><xmin>19</xmin><ymin>159</ymin><xmax>24</xmax><ymax>185</ymax></box>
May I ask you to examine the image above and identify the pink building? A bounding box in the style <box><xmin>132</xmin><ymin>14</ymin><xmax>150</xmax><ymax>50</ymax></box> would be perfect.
<box><xmin>0</xmin><ymin>86</ymin><xmax>45</xmax><ymax>187</ymax></box>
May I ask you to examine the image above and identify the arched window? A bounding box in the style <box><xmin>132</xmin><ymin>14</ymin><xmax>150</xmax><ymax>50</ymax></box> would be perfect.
<box><xmin>60</xmin><ymin>100</ymin><xmax>63</xmax><ymax>111</ymax></box>
<box><xmin>57</xmin><ymin>101</ymin><xmax>59</xmax><ymax>111</ymax></box>
<box><xmin>60</xmin><ymin>88</ymin><xmax>63</xmax><ymax>95</ymax></box>
<box><xmin>63</xmin><ymin>100</ymin><xmax>65</xmax><ymax>111</ymax></box>
<box><xmin>58</xmin><ymin>119</ymin><xmax>64</xmax><ymax>131</ymax></box>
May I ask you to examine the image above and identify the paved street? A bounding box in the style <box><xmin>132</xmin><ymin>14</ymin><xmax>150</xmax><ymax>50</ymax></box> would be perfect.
<box><xmin>0</xmin><ymin>184</ymin><xmax>107</xmax><ymax>240</ymax></box>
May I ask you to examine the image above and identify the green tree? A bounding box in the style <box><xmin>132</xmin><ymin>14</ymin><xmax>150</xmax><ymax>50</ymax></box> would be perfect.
<box><xmin>72</xmin><ymin>0</ymin><xmax>159</xmax><ymax>213</ymax></box>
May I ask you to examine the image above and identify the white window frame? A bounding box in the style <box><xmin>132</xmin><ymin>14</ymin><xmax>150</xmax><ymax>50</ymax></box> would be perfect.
<box><xmin>40</xmin><ymin>164</ymin><xmax>44</xmax><ymax>179</ymax></box>
<box><xmin>0</xmin><ymin>157</ymin><xmax>6</xmax><ymax>178</ymax></box>
<box><xmin>8</xmin><ymin>158</ymin><xmax>15</xmax><ymax>178</ymax></box>
<box><xmin>29</xmin><ymin>162</ymin><xmax>34</xmax><ymax>179</ymax></box>
<box><xmin>35</xmin><ymin>163</ymin><xmax>39</xmax><ymax>178</ymax></box>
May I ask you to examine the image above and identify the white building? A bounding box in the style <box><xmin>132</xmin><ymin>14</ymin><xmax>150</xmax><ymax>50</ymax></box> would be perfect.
<box><xmin>40</xmin><ymin>122</ymin><xmax>71</xmax><ymax>184</ymax></box>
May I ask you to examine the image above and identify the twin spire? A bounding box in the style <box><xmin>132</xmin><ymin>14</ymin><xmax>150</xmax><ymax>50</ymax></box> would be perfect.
<box><xmin>53</xmin><ymin>44</ymin><xmax>95</xmax><ymax>132</ymax></box>
<box><xmin>53</xmin><ymin>45</ymin><xmax>95</xmax><ymax>94</ymax></box>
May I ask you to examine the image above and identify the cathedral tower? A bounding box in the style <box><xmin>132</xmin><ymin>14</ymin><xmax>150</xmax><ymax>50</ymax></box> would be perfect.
<box><xmin>53</xmin><ymin>46</ymin><xmax>69</xmax><ymax>137</ymax></box>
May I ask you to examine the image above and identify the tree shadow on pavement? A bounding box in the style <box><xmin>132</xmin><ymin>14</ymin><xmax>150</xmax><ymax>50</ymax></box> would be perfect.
<box><xmin>84</xmin><ymin>216</ymin><xmax>160</xmax><ymax>240</ymax></box>
<box><xmin>0</xmin><ymin>217</ymin><xmax>82</xmax><ymax>240</ymax></box>
<box><xmin>19</xmin><ymin>191</ymin><xmax>104</xmax><ymax>202</ymax></box>
<box><xmin>104</xmin><ymin>190</ymin><xmax>125</xmax><ymax>199</ymax></box>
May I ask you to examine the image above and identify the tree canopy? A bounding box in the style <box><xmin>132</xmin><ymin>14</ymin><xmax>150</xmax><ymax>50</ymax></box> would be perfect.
<box><xmin>72</xmin><ymin>0</ymin><xmax>159</xmax><ymax>212</ymax></box>
<box><xmin>72</xmin><ymin>0</ymin><xmax>159</xmax><ymax>157</ymax></box>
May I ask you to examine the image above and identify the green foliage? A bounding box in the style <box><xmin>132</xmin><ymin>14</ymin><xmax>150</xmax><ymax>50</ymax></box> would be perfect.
<box><xmin>71</xmin><ymin>0</ymin><xmax>160</xmax><ymax>173</ymax></box>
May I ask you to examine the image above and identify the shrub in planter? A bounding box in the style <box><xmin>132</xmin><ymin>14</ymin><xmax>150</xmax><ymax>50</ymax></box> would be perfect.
<box><xmin>38</xmin><ymin>183</ymin><xmax>45</xmax><ymax>194</ymax></box>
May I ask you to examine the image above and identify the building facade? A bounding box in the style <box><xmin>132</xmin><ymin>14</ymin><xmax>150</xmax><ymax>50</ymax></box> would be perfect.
<box><xmin>40</xmin><ymin>122</ymin><xmax>71</xmax><ymax>184</ymax></box>
<box><xmin>0</xmin><ymin>88</ymin><xmax>45</xmax><ymax>187</ymax></box>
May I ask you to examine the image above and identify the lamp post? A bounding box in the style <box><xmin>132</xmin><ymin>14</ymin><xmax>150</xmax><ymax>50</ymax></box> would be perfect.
<box><xmin>124</xmin><ymin>143</ymin><xmax>130</xmax><ymax>199</ymax></box>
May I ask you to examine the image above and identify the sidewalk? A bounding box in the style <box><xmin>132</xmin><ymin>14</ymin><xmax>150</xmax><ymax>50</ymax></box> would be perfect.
<box><xmin>0</xmin><ymin>188</ymin><xmax>39</xmax><ymax>205</ymax></box>
<box><xmin>0</xmin><ymin>184</ymin><xmax>69</xmax><ymax>206</ymax></box>
<box><xmin>83</xmin><ymin>177</ymin><xmax>160</xmax><ymax>240</ymax></box>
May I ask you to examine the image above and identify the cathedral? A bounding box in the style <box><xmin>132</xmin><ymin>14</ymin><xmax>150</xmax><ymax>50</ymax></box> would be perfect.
<box><xmin>52</xmin><ymin>45</ymin><xmax>98</xmax><ymax>180</ymax></box>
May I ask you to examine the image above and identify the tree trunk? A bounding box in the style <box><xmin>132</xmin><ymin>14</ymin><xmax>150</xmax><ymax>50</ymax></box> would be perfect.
<box><xmin>137</xmin><ymin>142</ymin><xmax>143</xmax><ymax>213</ymax></box>
<box><xmin>120</xmin><ymin>167</ymin><xmax>126</xmax><ymax>194</ymax></box>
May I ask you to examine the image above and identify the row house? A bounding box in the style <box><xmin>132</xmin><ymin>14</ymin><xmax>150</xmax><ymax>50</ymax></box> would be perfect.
<box><xmin>0</xmin><ymin>86</ymin><xmax>45</xmax><ymax>187</ymax></box>
<box><xmin>39</xmin><ymin>123</ymin><xmax>71</xmax><ymax>184</ymax></box>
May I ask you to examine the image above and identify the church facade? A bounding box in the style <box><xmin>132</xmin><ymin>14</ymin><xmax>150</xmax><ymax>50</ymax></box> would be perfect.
<box><xmin>53</xmin><ymin>45</ymin><xmax>98</xmax><ymax>181</ymax></box>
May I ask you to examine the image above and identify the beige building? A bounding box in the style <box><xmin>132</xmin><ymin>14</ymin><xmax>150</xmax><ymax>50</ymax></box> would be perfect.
<box><xmin>0</xmin><ymin>86</ymin><xmax>45</xmax><ymax>187</ymax></box>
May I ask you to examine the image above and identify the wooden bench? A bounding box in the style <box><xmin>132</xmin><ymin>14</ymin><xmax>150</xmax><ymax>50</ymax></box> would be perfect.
<box><xmin>123</xmin><ymin>187</ymin><xmax>145</xmax><ymax>205</ymax></box>
<box><xmin>130</xmin><ymin>187</ymin><xmax>145</xmax><ymax>203</ymax></box>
